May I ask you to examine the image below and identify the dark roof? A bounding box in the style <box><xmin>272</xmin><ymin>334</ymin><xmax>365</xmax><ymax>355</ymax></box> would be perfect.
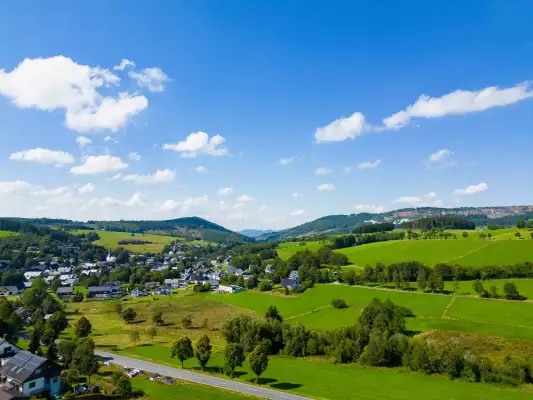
<box><xmin>0</xmin><ymin>350</ymin><xmax>60</xmax><ymax>383</ymax></box>
<box><xmin>88</xmin><ymin>286</ymin><xmax>114</xmax><ymax>293</ymax></box>
<box><xmin>56</xmin><ymin>287</ymin><xmax>74</xmax><ymax>294</ymax></box>
<box><xmin>281</xmin><ymin>279</ymin><xmax>300</xmax><ymax>289</ymax></box>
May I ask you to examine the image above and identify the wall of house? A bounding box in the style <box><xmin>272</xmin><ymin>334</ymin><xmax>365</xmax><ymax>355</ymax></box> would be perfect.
<box><xmin>21</xmin><ymin>377</ymin><xmax>45</xmax><ymax>396</ymax></box>
<box><xmin>49</xmin><ymin>375</ymin><xmax>61</xmax><ymax>395</ymax></box>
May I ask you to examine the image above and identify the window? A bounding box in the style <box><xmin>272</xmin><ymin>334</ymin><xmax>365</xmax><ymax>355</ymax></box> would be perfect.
<box><xmin>29</xmin><ymin>382</ymin><xmax>36</xmax><ymax>389</ymax></box>
<box><xmin>52</xmin><ymin>377</ymin><xmax>58</xmax><ymax>383</ymax></box>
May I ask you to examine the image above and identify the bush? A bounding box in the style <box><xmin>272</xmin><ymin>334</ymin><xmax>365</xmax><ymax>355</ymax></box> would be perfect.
<box><xmin>258</xmin><ymin>281</ymin><xmax>273</xmax><ymax>291</ymax></box>
<box><xmin>331</xmin><ymin>298</ymin><xmax>348</xmax><ymax>309</ymax></box>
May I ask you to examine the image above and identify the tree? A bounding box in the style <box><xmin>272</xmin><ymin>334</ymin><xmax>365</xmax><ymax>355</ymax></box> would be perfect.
<box><xmin>417</xmin><ymin>269</ymin><xmax>428</xmax><ymax>291</ymax></box>
<box><xmin>531</xmin><ymin>232</ymin><xmax>533</xmax><ymax>240</ymax></box>
<box><xmin>503</xmin><ymin>282</ymin><xmax>520</xmax><ymax>300</ymax></box>
<box><xmin>170</xmin><ymin>337</ymin><xmax>194</xmax><ymax>367</ymax></box>
<box><xmin>115</xmin><ymin>302</ymin><xmax>123</xmax><ymax>314</ymax></box>
<box><xmin>472</xmin><ymin>280</ymin><xmax>485</xmax><ymax>297</ymax></box>
<box><xmin>41</xmin><ymin>327</ymin><xmax>58</xmax><ymax>347</ymax></box>
<box><xmin>182</xmin><ymin>315</ymin><xmax>193</xmax><ymax>329</ymax></box>
<box><xmin>57</xmin><ymin>340</ymin><xmax>77</xmax><ymax>367</ymax></box>
<box><xmin>45</xmin><ymin>311</ymin><xmax>69</xmax><ymax>336</ymax></box>
<box><xmin>224</xmin><ymin>343</ymin><xmax>245</xmax><ymax>377</ymax></box>
<box><xmin>28</xmin><ymin>329</ymin><xmax>41</xmax><ymax>355</ymax></box>
<box><xmin>195</xmin><ymin>334</ymin><xmax>212</xmax><ymax>370</ymax></box>
<box><xmin>129</xmin><ymin>330</ymin><xmax>140</xmax><ymax>345</ymax></box>
<box><xmin>152</xmin><ymin>311</ymin><xmax>164</xmax><ymax>326</ymax></box>
<box><xmin>122</xmin><ymin>308</ymin><xmax>137</xmax><ymax>324</ymax></box>
<box><xmin>116</xmin><ymin>249</ymin><xmax>130</xmax><ymax>264</ymax></box>
<box><xmin>148</xmin><ymin>327</ymin><xmax>157</xmax><ymax>340</ymax></box>
<box><xmin>515</xmin><ymin>232</ymin><xmax>521</xmax><ymax>239</ymax></box>
<box><xmin>461</xmin><ymin>231</ymin><xmax>468</xmax><ymax>239</ymax></box>
<box><xmin>46</xmin><ymin>342</ymin><xmax>58</xmax><ymax>362</ymax></box>
<box><xmin>264</xmin><ymin>305</ymin><xmax>283</xmax><ymax>322</ymax></box>
<box><xmin>72</xmin><ymin>339</ymin><xmax>99</xmax><ymax>383</ymax></box>
<box><xmin>429</xmin><ymin>271</ymin><xmax>444</xmax><ymax>292</ymax></box>
<box><xmin>331</xmin><ymin>299</ymin><xmax>348</xmax><ymax>309</ymax></box>
<box><xmin>75</xmin><ymin>316</ymin><xmax>92</xmax><ymax>338</ymax></box>
<box><xmin>516</xmin><ymin>220</ymin><xmax>526</xmax><ymax>229</ymax></box>
<box><xmin>116</xmin><ymin>376</ymin><xmax>133</xmax><ymax>399</ymax></box>
<box><xmin>249</xmin><ymin>344</ymin><xmax>269</xmax><ymax>383</ymax></box>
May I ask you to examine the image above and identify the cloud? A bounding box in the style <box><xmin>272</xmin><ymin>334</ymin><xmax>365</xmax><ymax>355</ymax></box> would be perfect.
<box><xmin>129</xmin><ymin>67</ymin><xmax>169</xmax><ymax>92</ymax></box>
<box><xmin>78</xmin><ymin>183</ymin><xmax>95</xmax><ymax>194</ymax></box>
<box><xmin>394</xmin><ymin>196</ymin><xmax>422</xmax><ymax>204</ymax></box>
<box><xmin>194</xmin><ymin>166</ymin><xmax>207</xmax><ymax>173</ymax></box>
<box><xmin>258</xmin><ymin>204</ymin><xmax>270</xmax><ymax>212</ymax></box>
<box><xmin>157</xmin><ymin>195</ymin><xmax>208</xmax><ymax>215</ymax></box>
<box><xmin>315</xmin><ymin>167</ymin><xmax>331</xmax><ymax>175</ymax></box>
<box><xmin>317</xmin><ymin>183</ymin><xmax>335</xmax><ymax>191</ymax></box>
<box><xmin>128</xmin><ymin>152</ymin><xmax>141</xmax><ymax>161</ymax></box>
<box><xmin>76</xmin><ymin>136</ymin><xmax>92</xmax><ymax>147</ymax></box>
<box><xmin>113</xmin><ymin>59</ymin><xmax>135</xmax><ymax>71</ymax></box>
<box><xmin>289</xmin><ymin>209</ymin><xmax>305</xmax><ymax>216</ymax></box>
<box><xmin>353</xmin><ymin>204</ymin><xmax>387</xmax><ymax>213</ymax></box>
<box><xmin>227</xmin><ymin>211</ymin><xmax>245</xmax><ymax>221</ymax></box>
<box><xmin>123</xmin><ymin>169</ymin><xmax>176</xmax><ymax>184</ymax></box>
<box><xmin>232</xmin><ymin>203</ymin><xmax>246</xmax><ymax>210</ymax></box>
<box><xmin>163</xmin><ymin>131</ymin><xmax>229</xmax><ymax>158</ymax></box>
<box><xmin>236</xmin><ymin>194</ymin><xmax>254</xmax><ymax>202</ymax></box>
<box><xmin>0</xmin><ymin>56</ymin><xmax>149</xmax><ymax>132</ymax></box>
<box><xmin>0</xmin><ymin>180</ymin><xmax>34</xmax><ymax>195</ymax></box>
<box><xmin>89</xmin><ymin>192</ymin><xmax>145</xmax><ymax>208</ymax></box>
<box><xmin>291</xmin><ymin>192</ymin><xmax>303</xmax><ymax>198</ymax></box>
<box><xmin>453</xmin><ymin>182</ymin><xmax>488</xmax><ymax>196</ymax></box>
<box><xmin>394</xmin><ymin>192</ymin><xmax>442</xmax><ymax>207</ymax></box>
<box><xmin>9</xmin><ymin>148</ymin><xmax>74</xmax><ymax>165</ymax></box>
<box><xmin>70</xmin><ymin>155</ymin><xmax>128</xmax><ymax>175</ymax></box>
<box><xmin>217</xmin><ymin>187</ymin><xmax>234</xmax><ymax>196</ymax></box>
<box><xmin>428</xmin><ymin>148</ymin><xmax>453</xmax><ymax>162</ymax></box>
<box><xmin>107</xmin><ymin>173</ymin><xmax>122</xmax><ymax>181</ymax></box>
<box><xmin>383</xmin><ymin>82</ymin><xmax>533</xmax><ymax>130</ymax></box>
<box><xmin>358</xmin><ymin>159</ymin><xmax>381</xmax><ymax>170</ymax></box>
<box><xmin>279</xmin><ymin>156</ymin><xmax>296</xmax><ymax>166</ymax></box>
<box><xmin>315</xmin><ymin>112</ymin><xmax>367</xmax><ymax>143</ymax></box>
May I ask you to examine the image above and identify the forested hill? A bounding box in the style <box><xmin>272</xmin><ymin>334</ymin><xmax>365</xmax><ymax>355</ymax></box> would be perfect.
<box><xmin>256</xmin><ymin>206</ymin><xmax>533</xmax><ymax>241</ymax></box>
<box><xmin>0</xmin><ymin>216</ymin><xmax>251</xmax><ymax>244</ymax></box>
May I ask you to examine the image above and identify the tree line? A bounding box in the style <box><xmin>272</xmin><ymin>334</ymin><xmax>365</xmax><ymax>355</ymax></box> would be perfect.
<box><xmin>401</xmin><ymin>216</ymin><xmax>475</xmax><ymax>230</ymax></box>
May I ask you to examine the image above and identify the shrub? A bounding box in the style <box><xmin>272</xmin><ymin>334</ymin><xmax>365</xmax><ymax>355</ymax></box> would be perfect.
<box><xmin>331</xmin><ymin>298</ymin><xmax>348</xmax><ymax>309</ymax></box>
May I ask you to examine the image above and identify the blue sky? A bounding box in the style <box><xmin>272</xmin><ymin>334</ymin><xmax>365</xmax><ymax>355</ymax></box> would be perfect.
<box><xmin>0</xmin><ymin>1</ymin><xmax>531</xmax><ymax>230</ymax></box>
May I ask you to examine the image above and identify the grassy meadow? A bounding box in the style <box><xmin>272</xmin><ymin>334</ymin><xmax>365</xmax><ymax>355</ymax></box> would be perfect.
<box><xmin>0</xmin><ymin>230</ymin><xmax>19</xmax><ymax>238</ymax></box>
<box><xmin>72</xmin><ymin>230</ymin><xmax>178</xmax><ymax>253</ymax></box>
<box><xmin>276</xmin><ymin>240</ymin><xmax>329</xmax><ymax>260</ymax></box>
<box><xmin>445</xmin><ymin>278</ymin><xmax>533</xmax><ymax>298</ymax></box>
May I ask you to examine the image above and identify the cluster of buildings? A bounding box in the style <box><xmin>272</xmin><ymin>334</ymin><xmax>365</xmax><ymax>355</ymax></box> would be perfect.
<box><xmin>0</xmin><ymin>339</ymin><xmax>62</xmax><ymax>399</ymax></box>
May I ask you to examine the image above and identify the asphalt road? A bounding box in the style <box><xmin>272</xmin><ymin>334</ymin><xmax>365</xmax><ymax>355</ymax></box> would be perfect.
<box><xmin>96</xmin><ymin>351</ymin><xmax>313</xmax><ymax>400</ymax></box>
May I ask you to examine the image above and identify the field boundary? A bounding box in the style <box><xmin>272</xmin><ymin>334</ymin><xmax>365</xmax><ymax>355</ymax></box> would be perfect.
<box><xmin>441</xmin><ymin>297</ymin><xmax>456</xmax><ymax>319</ymax></box>
<box><xmin>442</xmin><ymin>242</ymin><xmax>491</xmax><ymax>263</ymax></box>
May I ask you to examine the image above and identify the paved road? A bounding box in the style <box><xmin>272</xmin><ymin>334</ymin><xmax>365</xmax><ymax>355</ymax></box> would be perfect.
<box><xmin>96</xmin><ymin>351</ymin><xmax>313</xmax><ymax>400</ymax></box>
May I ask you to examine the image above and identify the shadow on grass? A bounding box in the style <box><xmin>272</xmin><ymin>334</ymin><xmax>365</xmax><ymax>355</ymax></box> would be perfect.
<box><xmin>252</xmin><ymin>377</ymin><xmax>278</xmax><ymax>385</ymax></box>
<box><xmin>192</xmin><ymin>366</ymin><xmax>223</xmax><ymax>374</ymax></box>
<box><xmin>270</xmin><ymin>382</ymin><xmax>302</xmax><ymax>390</ymax></box>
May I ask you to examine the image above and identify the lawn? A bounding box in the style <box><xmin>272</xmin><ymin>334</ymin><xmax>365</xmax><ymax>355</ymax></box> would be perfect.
<box><xmin>277</xmin><ymin>240</ymin><xmax>329</xmax><ymax>260</ymax></box>
<box><xmin>72</xmin><ymin>230</ymin><xmax>178</xmax><ymax>253</ymax></box>
<box><xmin>445</xmin><ymin>278</ymin><xmax>533</xmax><ymax>298</ymax></box>
<box><xmin>334</xmin><ymin>239</ymin><xmax>533</xmax><ymax>267</ymax></box>
<box><xmin>121</xmin><ymin>344</ymin><xmax>533</xmax><ymax>400</ymax></box>
<box><xmin>0</xmin><ymin>230</ymin><xmax>18</xmax><ymax>238</ymax></box>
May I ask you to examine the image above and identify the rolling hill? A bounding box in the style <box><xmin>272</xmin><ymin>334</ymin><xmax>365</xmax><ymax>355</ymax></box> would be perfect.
<box><xmin>256</xmin><ymin>206</ymin><xmax>533</xmax><ymax>241</ymax></box>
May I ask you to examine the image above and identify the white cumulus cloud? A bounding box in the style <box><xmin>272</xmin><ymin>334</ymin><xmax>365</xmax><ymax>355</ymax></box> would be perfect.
<box><xmin>353</xmin><ymin>204</ymin><xmax>387</xmax><ymax>213</ymax></box>
<box><xmin>128</xmin><ymin>152</ymin><xmax>141</xmax><ymax>161</ymax></box>
<box><xmin>217</xmin><ymin>187</ymin><xmax>234</xmax><ymax>196</ymax></box>
<box><xmin>76</xmin><ymin>136</ymin><xmax>92</xmax><ymax>147</ymax></box>
<box><xmin>9</xmin><ymin>148</ymin><xmax>74</xmax><ymax>165</ymax></box>
<box><xmin>163</xmin><ymin>131</ymin><xmax>229</xmax><ymax>158</ymax></box>
<box><xmin>315</xmin><ymin>167</ymin><xmax>331</xmax><ymax>175</ymax></box>
<box><xmin>123</xmin><ymin>169</ymin><xmax>176</xmax><ymax>184</ymax></box>
<box><xmin>129</xmin><ymin>67</ymin><xmax>169</xmax><ymax>92</ymax></box>
<box><xmin>453</xmin><ymin>182</ymin><xmax>488</xmax><ymax>196</ymax></box>
<box><xmin>194</xmin><ymin>166</ymin><xmax>207</xmax><ymax>173</ymax></box>
<box><xmin>358</xmin><ymin>159</ymin><xmax>381</xmax><ymax>170</ymax></box>
<box><xmin>383</xmin><ymin>82</ymin><xmax>533</xmax><ymax>130</ymax></box>
<box><xmin>70</xmin><ymin>155</ymin><xmax>128</xmax><ymax>175</ymax></box>
<box><xmin>291</xmin><ymin>192</ymin><xmax>303</xmax><ymax>198</ymax></box>
<box><xmin>236</xmin><ymin>194</ymin><xmax>254</xmax><ymax>203</ymax></box>
<box><xmin>0</xmin><ymin>56</ymin><xmax>149</xmax><ymax>132</ymax></box>
<box><xmin>113</xmin><ymin>59</ymin><xmax>135</xmax><ymax>71</ymax></box>
<box><xmin>78</xmin><ymin>183</ymin><xmax>95</xmax><ymax>194</ymax></box>
<box><xmin>315</xmin><ymin>112</ymin><xmax>367</xmax><ymax>143</ymax></box>
<box><xmin>317</xmin><ymin>183</ymin><xmax>335</xmax><ymax>191</ymax></box>
<box><xmin>279</xmin><ymin>156</ymin><xmax>296</xmax><ymax>166</ymax></box>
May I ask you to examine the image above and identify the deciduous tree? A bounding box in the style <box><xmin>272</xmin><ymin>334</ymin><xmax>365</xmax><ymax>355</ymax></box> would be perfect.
<box><xmin>170</xmin><ymin>337</ymin><xmax>194</xmax><ymax>367</ymax></box>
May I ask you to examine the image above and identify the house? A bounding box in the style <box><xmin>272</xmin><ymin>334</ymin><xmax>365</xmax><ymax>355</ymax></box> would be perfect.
<box><xmin>106</xmin><ymin>252</ymin><xmax>116</xmax><ymax>264</ymax></box>
<box><xmin>23</xmin><ymin>272</ymin><xmax>41</xmax><ymax>281</ymax></box>
<box><xmin>235</xmin><ymin>269</ymin><xmax>244</xmax><ymax>276</ymax></box>
<box><xmin>281</xmin><ymin>278</ymin><xmax>301</xmax><ymax>290</ymax></box>
<box><xmin>164</xmin><ymin>279</ymin><xmax>186</xmax><ymax>289</ymax></box>
<box><xmin>289</xmin><ymin>271</ymin><xmax>299</xmax><ymax>280</ymax></box>
<box><xmin>131</xmin><ymin>288</ymin><xmax>146</xmax><ymax>298</ymax></box>
<box><xmin>217</xmin><ymin>285</ymin><xmax>243</xmax><ymax>294</ymax></box>
<box><xmin>0</xmin><ymin>350</ymin><xmax>62</xmax><ymax>398</ymax></box>
<box><xmin>153</xmin><ymin>285</ymin><xmax>172</xmax><ymax>296</ymax></box>
<box><xmin>207</xmin><ymin>279</ymin><xmax>219</xmax><ymax>288</ymax></box>
<box><xmin>87</xmin><ymin>282</ymin><xmax>120</xmax><ymax>299</ymax></box>
<box><xmin>0</xmin><ymin>339</ymin><xmax>19</xmax><ymax>363</ymax></box>
<box><xmin>0</xmin><ymin>287</ymin><xmax>20</xmax><ymax>296</ymax></box>
<box><xmin>14</xmin><ymin>308</ymin><xmax>32</xmax><ymax>325</ymax></box>
<box><xmin>226</xmin><ymin>265</ymin><xmax>237</xmax><ymax>275</ymax></box>
<box><xmin>56</xmin><ymin>287</ymin><xmax>74</xmax><ymax>300</ymax></box>
<box><xmin>264</xmin><ymin>264</ymin><xmax>274</xmax><ymax>274</ymax></box>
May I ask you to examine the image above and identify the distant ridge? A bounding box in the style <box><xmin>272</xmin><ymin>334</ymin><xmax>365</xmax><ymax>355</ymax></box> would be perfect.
<box><xmin>239</xmin><ymin>229</ymin><xmax>277</xmax><ymax>238</ymax></box>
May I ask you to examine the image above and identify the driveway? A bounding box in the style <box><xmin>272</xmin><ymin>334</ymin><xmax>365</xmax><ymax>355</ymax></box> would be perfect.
<box><xmin>96</xmin><ymin>350</ymin><xmax>313</xmax><ymax>400</ymax></box>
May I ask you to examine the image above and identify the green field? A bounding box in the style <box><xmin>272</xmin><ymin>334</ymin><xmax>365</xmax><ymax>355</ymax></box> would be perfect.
<box><xmin>0</xmin><ymin>230</ymin><xmax>18</xmax><ymax>238</ymax></box>
<box><xmin>445</xmin><ymin>278</ymin><xmax>533</xmax><ymax>298</ymax></box>
<box><xmin>334</xmin><ymin>239</ymin><xmax>533</xmax><ymax>267</ymax></box>
<box><xmin>121</xmin><ymin>344</ymin><xmax>533</xmax><ymax>400</ymax></box>
<box><xmin>73</xmin><ymin>230</ymin><xmax>178</xmax><ymax>253</ymax></box>
<box><xmin>276</xmin><ymin>240</ymin><xmax>329</xmax><ymax>260</ymax></box>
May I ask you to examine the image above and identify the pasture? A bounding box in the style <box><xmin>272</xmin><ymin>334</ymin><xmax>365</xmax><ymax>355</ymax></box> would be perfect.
<box><xmin>121</xmin><ymin>344</ymin><xmax>533</xmax><ymax>400</ymax></box>
<box><xmin>72</xmin><ymin>230</ymin><xmax>178</xmax><ymax>253</ymax></box>
<box><xmin>334</xmin><ymin>239</ymin><xmax>533</xmax><ymax>267</ymax></box>
<box><xmin>0</xmin><ymin>230</ymin><xmax>18</xmax><ymax>238</ymax></box>
<box><xmin>276</xmin><ymin>240</ymin><xmax>329</xmax><ymax>260</ymax></box>
<box><xmin>445</xmin><ymin>278</ymin><xmax>533</xmax><ymax>298</ymax></box>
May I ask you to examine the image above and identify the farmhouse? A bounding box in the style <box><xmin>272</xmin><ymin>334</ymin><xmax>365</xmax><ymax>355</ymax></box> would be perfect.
<box><xmin>88</xmin><ymin>282</ymin><xmax>120</xmax><ymax>299</ymax></box>
<box><xmin>0</xmin><ymin>350</ymin><xmax>62</xmax><ymax>398</ymax></box>
<box><xmin>0</xmin><ymin>287</ymin><xmax>20</xmax><ymax>296</ymax></box>
<box><xmin>218</xmin><ymin>284</ymin><xmax>243</xmax><ymax>294</ymax></box>
<box><xmin>55</xmin><ymin>287</ymin><xmax>74</xmax><ymax>300</ymax></box>
<box><xmin>281</xmin><ymin>278</ymin><xmax>301</xmax><ymax>290</ymax></box>
<box><xmin>131</xmin><ymin>288</ymin><xmax>147</xmax><ymax>298</ymax></box>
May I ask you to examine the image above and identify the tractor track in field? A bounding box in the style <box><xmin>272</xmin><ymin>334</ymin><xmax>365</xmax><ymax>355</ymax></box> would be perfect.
<box><xmin>441</xmin><ymin>297</ymin><xmax>456</xmax><ymax>319</ymax></box>
<box><xmin>442</xmin><ymin>242</ymin><xmax>492</xmax><ymax>263</ymax></box>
